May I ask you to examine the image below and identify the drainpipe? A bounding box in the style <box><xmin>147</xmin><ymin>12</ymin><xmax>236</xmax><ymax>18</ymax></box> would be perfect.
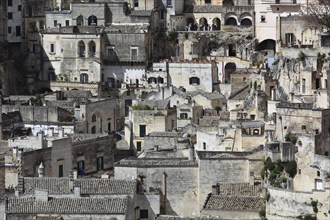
<box><xmin>163</xmin><ymin>172</ymin><xmax>168</xmax><ymax>214</ymax></box>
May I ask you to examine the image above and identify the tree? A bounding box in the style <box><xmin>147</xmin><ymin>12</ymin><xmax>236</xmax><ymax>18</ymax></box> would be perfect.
<box><xmin>285</xmin><ymin>160</ymin><xmax>297</xmax><ymax>178</ymax></box>
<box><xmin>303</xmin><ymin>0</ymin><xmax>330</xmax><ymax>31</ymax></box>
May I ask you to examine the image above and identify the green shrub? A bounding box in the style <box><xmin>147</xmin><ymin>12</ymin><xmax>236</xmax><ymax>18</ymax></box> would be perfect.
<box><xmin>285</xmin><ymin>160</ymin><xmax>297</xmax><ymax>178</ymax></box>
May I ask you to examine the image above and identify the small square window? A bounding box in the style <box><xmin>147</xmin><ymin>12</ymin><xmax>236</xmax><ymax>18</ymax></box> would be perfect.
<box><xmin>140</xmin><ymin>209</ymin><xmax>148</xmax><ymax>219</ymax></box>
<box><xmin>302</xmin><ymin>125</ymin><xmax>306</xmax><ymax>130</ymax></box>
<box><xmin>298</xmin><ymin>169</ymin><xmax>301</xmax><ymax>174</ymax></box>
<box><xmin>284</xmin><ymin>126</ymin><xmax>287</xmax><ymax>129</ymax></box>
<box><xmin>65</xmin><ymin>20</ymin><xmax>70</xmax><ymax>26</ymax></box>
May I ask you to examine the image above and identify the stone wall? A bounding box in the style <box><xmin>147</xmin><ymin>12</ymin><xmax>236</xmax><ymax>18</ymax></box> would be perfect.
<box><xmin>198</xmin><ymin>158</ymin><xmax>250</xmax><ymax>209</ymax></box>
<box><xmin>115</xmin><ymin>164</ymin><xmax>199</xmax><ymax>217</ymax></box>
<box><xmin>267</xmin><ymin>186</ymin><xmax>330</xmax><ymax>220</ymax></box>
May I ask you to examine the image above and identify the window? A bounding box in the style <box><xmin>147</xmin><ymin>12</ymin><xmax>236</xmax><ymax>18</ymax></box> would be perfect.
<box><xmin>284</xmin><ymin>126</ymin><xmax>287</xmax><ymax>130</ymax></box>
<box><xmin>203</xmin><ymin>142</ymin><xmax>206</xmax><ymax>150</ymax></box>
<box><xmin>7</xmin><ymin>27</ymin><xmax>11</xmax><ymax>33</ymax></box>
<box><xmin>180</xmin><ymin>113</ymin><xmax>188</xmax><ymax>119</ymax></box>
<box><xmin>8</xmin><ymin>12</ymin><xmax>12</xmax><ymax>19</ymax></box>
<box><xmin>50</xmin><ymin>43</ymin><xmax>55</xmax><ymax>53</ymax></box>
<box><xmin>80</xmin><ymin>73</ymin><xmax>88</xmax><ymax>83</ymax></box>
<box><xmin>28</xmin><ymin>6</ymin><xmax>33</xmax><ymax>17</ymax></box>
<box><xmin>317</xmin><ymin>171</ymin><xmax>320</xmax><ymax>177</ymax></box>
<box><xmin>78</xmin><ymin>41</ymin><xmax>85</xmax><ymax>57</ymax></box>
<box><xmin>160</xmin><ymin>10</ymin><xmax>165</xmax><ymax>19</ymax></box>
<box><xmin>205</xmin><ymin>0</ymin><xmax>211</xmax><ymax>3</ymax></box>
<box><xmin>189</xmin><ymin>77</ymin><xmax>200</xmax><ymax>85</ymax></box>
<box><xmin>167</xmin><ymin>0</ymin><xmax>172</xmax><ymax>6</ymax></box>
<box><xmin>134</xmin><ymin>0</ymin><xmax>139</xmax><ymax>7</ymax></box>
<box><xmin>48</xmin><ymin>72</ymin><xmax>56</xmax><ymax>81</ymax></box>
<box><xmin>108</xmin><ymin>47</ymin><xmax>116</xmax><ymax>61</ymax></box>
<box><xmin>59</xmin><ymin>165</ymin><xmax>63</xmax><ymax>177</ymax></box>
<box><xmin>92</xmin><ymin>114</ymin><xmax>96</xmax><ymax>122</ymax></box>
<box><xmin>18</xmin><ymin>5</ymin><xmax>21</xmax><ymax>11</ymax></box>
<box><xmin>54</xmin><ymin>20</ymin><xmax>57</xmax><ymax>27</ymax></box>
<box><xmin>137</xmin><ymin>141</ymin><xmax>142</xmax><ymax>151</ymax></box>
<box><xmin>16</xmin><ymin>26</ymin><xmax>21</xmax><ymax>36</ymax></box>
<box><xmin>261</xmin><ymin>13</ymin><xmax>266</xmax><ymax>22</ymax></box>
<box><xmin>302</xmin><ymin>78</ymin><xmax>306</xmax><ymax>94</ymax></box>
<box><xmin>96</xmin><ymin>156</ymin><xmax>104</xmax><ymax>171</ymax></box>
<box><xmin>8</xmin><ymin>0</ymin><xmax>12</xmax><ymax>6</ymax></box>
<box><xmin>315</xmin><ymin>179</ymin><xmax>323</xmax><ymax>190</ymax></box>
<box><xmin>131</xmin><ymin>47</ymin><xmax>138</xmax><ymax>61</ymax></box>
<box><xmin>285</xmin><ymin>33</ymin><xmax>294</xmax><ymax>45</ymax></box>
<box><xmin>140</xmin><ymin>209</ymin><xmax>148</xmax><ymax>219</ymax></box>
<box><xmin>139</xmin><ymin>125</ymin><xmax>146</xmax><ymax>137</ymax></box>
<box><xmin>298</xmin><ymin>169</ymin><xmax>301</xmax><ymax>174</ymax></box>
<box><xmin>77</xmin><ymin>160</ymin><xmax>85</xmax><ymax>176</ymax></box>
<box><xmin>302</xmin><ymin>125</ymin><xmax>306</xmax><ymax>130</ymax></box>
<box><xmin>88</xmin><ymin>15</ymin><xmax>97</xmax><ymax>26</ymax></box>
<box><xmin>65</xmin><ymin>20</ymin><xmax>69</xmax><ymax>26</ymax></box>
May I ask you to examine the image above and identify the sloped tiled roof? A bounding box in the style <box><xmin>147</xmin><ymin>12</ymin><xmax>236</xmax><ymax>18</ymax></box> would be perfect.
<box><xmin>21</xmin><ymin>177</ymin><xmax>136</xmax><ymax>195</ymax></box>
<box><xmin>23</xmin><ymin>178</ymin><xmax>71</xmax><ymax>195</ymax></box>
<box><xmin>217</xmin><ymin>182</ymin><xmax>261</xmax><ymax>197</ymax></box>
<box><xmin>6</xmin><ymin>197</ymin><xmax>128</xmax><ymax>214</ymax></box>
<box><xmin>75</xmin><ymin>179</ymin><xmax>136</xmax><ymax>195</ymax></box>
<box><xmin>204</xmin><ymin>195</ymin><xmax>264</xmax><ymax>211</ymax></box>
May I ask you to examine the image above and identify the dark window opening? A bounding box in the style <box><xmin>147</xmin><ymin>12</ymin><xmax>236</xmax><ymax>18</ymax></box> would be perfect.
<box><xmin>180</xmin><ymin>113</ymin><xmax>188</xmax><ymax>119</ymax></box>
<box><xmin>8</xmin><ymin>12</ymin><xmax>12</xmax><ymax>19</ymax></box>
<box><xmin>96</xmin><ymin>156</ymin><xmax>104</xmax><ymax>171</ymax></box>
<box><xmin>139</xmin><ymin>125</ymin><xmax>146</xmax><ymax>137</ymax></box>
<box><xmin>80</xmin><ymin>73</ymin><xmax>88</xmax><ymax>83</ymax></box>
<box><xmin>137</xmin><ymin>141</ymin><xmax>142</xmax><ymax>151</ymax></box>
<box><xmin>16</xmin><ymin>26</ymin><xmax>21</xmax><ymax>37</ymax></box>
<box><xmin>189</xmin><ymin>77</ymin><xmax>200</xmax><ymax>85</ymax></box>
<box><xmin>91</xmin><ymin>126</ymin><xmax>96</xmax><ymax>134</ymax></box>
<box><xmin>59</xmin><ymin>165</ymin><xmax>63</xmax><ymax>177</ymax></box>
<box><xmin>92</xmin><ymin>114</ymin><xmax>96</xmax><ymax>122</ymax></box>
<box><xmin>140</xmin><ymin>209</ymin><xmax>148</xmax><ymax>219</ymax></box>
<box><xmin>77</xmin><ymin>160</ymin><xmax>85</xmax><ymax>176</ymax></box>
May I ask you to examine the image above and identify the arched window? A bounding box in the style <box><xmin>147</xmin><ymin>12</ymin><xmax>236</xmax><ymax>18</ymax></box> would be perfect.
<box><xmin>88</xmin><ymin>41</ymin><xmax>96</xmax><ymax>57</ymax></box>
<box><xmin>189</xmin><ymin>77</ymin><xmax>200</xmax><ymax>85</ymax></box>
<box><xmin>78</xmin><ymin>41</ymin><xmax>85</xmax><ymax>57</ymax></box>
<box><xmin>225</xmin><ymin>17</ymin><xmax>237</xmax><ymax>26</ymax></box>
<box><xmin>224</xmin><ymin>62</ymin><xmax>236</xmax><ymax>83</ymax></box>
<box><xmin>88</xmin><ymin>15</ymin><xmax>97</xmax><ymax>26</ymax></box>
<box><xmin>77</xmin><ymin>15</ymin><xmax>84</xmax><ymax>26</ymax></box>
<box><xmin>241</xmin><ymin>18</ymin><xmax>252</xmax><ymax>26</ymax></box>
<box><xmin>92</xmin><ymin>114</ymin><xmax>96</xmax><ymax>122</ymax></box>
<box><xmin>199</xmin><ymin>18</ymin><xmax>209</xmax><ymax>31</ymax></box>
<box><xmin>212</xmin><ymin>18</ymin><xmax>221</xmax><ymax>30</ymax></box>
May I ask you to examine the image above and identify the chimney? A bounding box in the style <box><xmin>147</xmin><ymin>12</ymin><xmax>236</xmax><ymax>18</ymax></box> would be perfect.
<box><xmin>59</xmin><ymin>127</ymin><xmax>64</xmax><ymax>138</ymax></box>
<box><xmin>38</xmin><ymin>162</ymin><xmax>44</xmax><ymax>177</ymax></box>
<box><xmin>48</xmin><ymin>127</ymin><xmax>54</xmax><ymax>137</ymax></box>
<box><xmin>212</xmin><ymin>184</ymin><xmax>219</xmax><ymax>195</ymax></box>
<box><xmin>188</xmin><ymin>146</ymin><xmax>195</xmax><ymax>161</ymax></box>
<box><xmin>37</xmin><ymin>132</ymin><xmax>44</xmax><ymax>148</ymax></box>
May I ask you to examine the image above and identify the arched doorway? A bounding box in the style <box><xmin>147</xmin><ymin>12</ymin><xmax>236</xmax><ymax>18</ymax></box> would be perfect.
<box><xmin>77</xmin><ymin>15</ymin><xmax>84</xmax><ymax>26</ymax></box>
<box><xmin>186</xmin><ymin>17</ymin><xmax>195</xmax><ymax>30</ymax></box>
<box><xmin>88</xmin><ymin>15</ymin><xmax>97</xmax><ymax>26</ymax></box>
<box><xmin>257</xmin><ymin>39</ymin><xmax>276</xmax><ymax>53</ymax></box>
<box><xmin>212</xmin><ymin>18</ymin><xmax>221</xmax><ymax>30</ymax></box>
<box><xmin>225</xmin><ymin>62</ymin><xmax>236</xmax><ymax>83</ymax></box>
<box><xmin>225</xmin><ymin>17</ymin><xmax>237</xmax><ymax>26</ymax></box>
<box><xmin>241</xmin><ymin>18</ymin><xmax>252</xmax><ymax>26</ymax></box>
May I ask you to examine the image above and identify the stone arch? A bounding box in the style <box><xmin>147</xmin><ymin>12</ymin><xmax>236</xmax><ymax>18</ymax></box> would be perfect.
<box><xmin>225</xmin><ymin>62</ymin><xmax>236</xmax><ymax>83</ymax></box>
<box><xmin>88</xmin><ymin>15</ymin><xmax>97</xmax><ymax>26</ymax></box>
<box><xmin>77</xmin><ymin>15</ymin><xmax>84</xmax><ymax>26</ymax></box>
<box><xmin>241</xmin><ymin>18</ymin><xmax>252</xmax><ymax>26</ymax></box>
<box><xmin>212</xmin><ymin>18</ymin><xmax>221</xmax><ymax>30</ymax></box>
<box><xmin>88</xmin><ymin>40</ymin><xmax>96</xmax><ymax>57</ymax></box>
<box><xmin>78</xmin><ymin>41</ymin><xmax>86</xmax><ymax>57</ymax></box>
<box><xmin>186</xmin><ymin>17</ymin><xmax>194</xmax><ymax>26</ymax></box>
<box><xmin>257</xmin><ymin>39</ymin><xmax>276</xmax><ymax>52</ymax></box>
<box><xmin>225</xmin><ymin>17</ymin><xmax>237</xmax><ymax>26</ymax></box>
<box><xmin>199</xmin><ymin>17</ymin><xmax>209</xmax><ymax>31</ymax></box>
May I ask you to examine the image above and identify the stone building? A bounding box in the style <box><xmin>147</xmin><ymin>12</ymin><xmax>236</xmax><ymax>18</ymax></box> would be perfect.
<box><xmin>19</xmin><ymin>134</ymin><xmax>115</xmax><ymax>178</ymax></box>
<box><xmin>5</xmin><ymin>177</ymin><xmax>137</xmax><ymax>220</ymax></box>
<box><xmin>125</xmin><ymin>100</ymin><xmax>177</xmax><ymax>153</ymax></box>
<box><xmin>6</xmin><ymin>0</ymin><xmax>23</xmax><ymax>43</ymax></box>
<box><xmin>115</xmin><ymin>146</ymin><xmax>264</xmax><ymax>218</ymax></box>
